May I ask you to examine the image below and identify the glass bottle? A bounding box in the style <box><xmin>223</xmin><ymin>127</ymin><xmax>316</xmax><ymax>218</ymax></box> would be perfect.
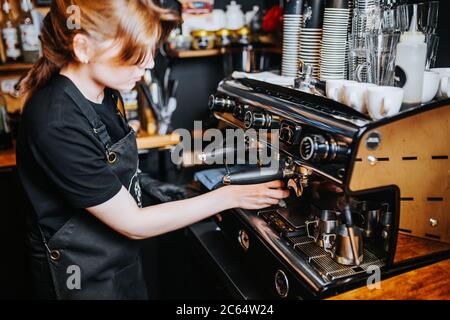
<box><xmin>1</xmin><ymin>0</ymin><xmax>22</xmax><ymax>63</ymax></box>
<box><xmin>19</xmin><ymin>0</ymin><xmax>41</xmax><ymax>64</ymax></box>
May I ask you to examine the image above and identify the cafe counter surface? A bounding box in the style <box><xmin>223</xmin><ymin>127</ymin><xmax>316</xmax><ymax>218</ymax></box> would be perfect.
<box><xmin>329</xmin><ymin>258</ymin><xmax>450</xmax><ymax>300</ymax></box>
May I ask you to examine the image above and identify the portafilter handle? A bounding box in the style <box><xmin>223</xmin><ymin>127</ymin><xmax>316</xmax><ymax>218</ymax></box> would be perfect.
<box><xmin>222</xmin><ymin>167</ymin><xmax>295</xmax><ymax>185</ymax></box>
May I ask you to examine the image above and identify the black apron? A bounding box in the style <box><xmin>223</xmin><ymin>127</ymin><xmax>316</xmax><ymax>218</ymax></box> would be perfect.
<box><xmin>29</xmin><ymin>77</ymin><xmax>147</xmax><ymax>300</ymax></box>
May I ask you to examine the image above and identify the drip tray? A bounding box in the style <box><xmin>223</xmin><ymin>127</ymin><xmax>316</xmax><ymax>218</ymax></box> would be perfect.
<box><xmin>290</xmin><ymin>236</ymin><xmax>385</xmax><ymax>281</ymax></box>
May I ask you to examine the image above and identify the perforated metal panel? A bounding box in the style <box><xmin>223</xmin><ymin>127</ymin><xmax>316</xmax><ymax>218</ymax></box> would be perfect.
<box><xmin>292</xmin><ymin>237</ymin><xmax>385</xmax><ymax>281</ymax></box>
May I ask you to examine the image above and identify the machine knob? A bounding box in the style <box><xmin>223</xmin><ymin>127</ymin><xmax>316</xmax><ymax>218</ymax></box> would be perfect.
<box><xmin>244</xmin><ymin>111</ymin><xmax>254</xmax><ymax>128</ymax></box>
<box><xmin>244</xmin><ymin>111</ymin><xmax>280</xmax><ymax>129</ymax></box>
<box><xmin>208</xmin><ymin>95</ymin><xmax>235</xmax><ymax>113</ymax></box>
<box><xmin>244</xmin><ymin>111</ymin><xmax>266</xmax><ymax>129</ymax></box>
<box><xmin>300</xmin><ymin>135</ymin><xmax>349</xmax><ymax>163</ymax></box>
<box><xmin>280</xmin><ymin>127</ymin><xmax>294</xmax><ymax>143</ymax></box>
<box><xmin>251</xmin><ymin>112</ymin><xmax>267</xmax><ymax>129</ymax></box>
<box><xmin>300</xmin><ymin>135</ymin><xmax>329</xmax><ymax>162</ymax></box>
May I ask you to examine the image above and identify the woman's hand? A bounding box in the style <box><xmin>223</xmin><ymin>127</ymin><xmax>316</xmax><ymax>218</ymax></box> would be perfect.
<box><xmin>222</xmin><ymin>180</ymin><xmax>290</xmax><ymax>210</ymax></box>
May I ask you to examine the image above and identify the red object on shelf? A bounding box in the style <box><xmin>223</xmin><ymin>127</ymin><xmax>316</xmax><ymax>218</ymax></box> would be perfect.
<box><xmin>262</xmin><ymin>5</ymin><xmax>283</xmax><ymax>33</ymax></box>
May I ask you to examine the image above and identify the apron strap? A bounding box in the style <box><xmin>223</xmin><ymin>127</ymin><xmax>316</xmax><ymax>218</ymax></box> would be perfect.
<box><xmin>110</xmin><ymin>89</ymin><xmax>131</xmax><ymax>130</ymax></box>
<box><xmin>111</xmin><ymin>90</ymin><xmax>126</xmax><ymax>120</ymax></box>
<box><xmin>58</xmin><ymin>78</ymin><xmax>114</xmax><ymax>154</ymax></box>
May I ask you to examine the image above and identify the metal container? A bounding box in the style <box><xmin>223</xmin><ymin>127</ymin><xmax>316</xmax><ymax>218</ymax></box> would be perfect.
<box><xmin>222</xmin><ymin>43</ymin><xmax>276</xmax><ymax>75</ymax></box>
<box><xmin>191</xmin><ymin>30</ymin><xmax>216</xmax><ymax>50</ymax></box>
<box><xmin>334</xmin><ymin>225</ymin><xmax>364</xmax><ymax>266</ymax></box>
<box><xmin>216</xmin><ymin>29</ymin><xmax>234</xmax><ymax>47</ymax></box>
<box><xmin>234</xmin><ymin>26</ymin><xmax>253</xmax><ymax>45</ymax></box>
<box><xmin>306</xmin><ymin>210</ymin><xmax>340</xmax><ymax>249</ymax></box>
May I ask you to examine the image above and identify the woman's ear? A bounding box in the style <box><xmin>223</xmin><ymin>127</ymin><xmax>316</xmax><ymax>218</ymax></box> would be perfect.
<box><xmin>72</xmin><ymin>33</ymin><xmax>92</xmax><ymax>64</ymax></box>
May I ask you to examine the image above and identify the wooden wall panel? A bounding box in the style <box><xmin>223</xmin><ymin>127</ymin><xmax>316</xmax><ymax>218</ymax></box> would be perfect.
<box><xmin>349</xmin><ymin>105</ymin><xmax>450</xmax><ymax>246</ymax></box>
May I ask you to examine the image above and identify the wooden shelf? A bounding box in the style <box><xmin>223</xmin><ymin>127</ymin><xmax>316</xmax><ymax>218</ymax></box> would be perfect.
<box><xmin>0</xmin><ymin>146</ymin><xmax>16</xmax><ymax>169</ymax></box>
<box><xmin>0</xmin><ymin>63</ymin><xmax>33</xmax><ymax>72</ymax></box>
<box><xmin>166</xmin><ymin>48</ymin><xmax>225</xmax><ymax>59</ymax></box>
<box><xmin>136</xmin><ymin>133</ymin><xmax>180</xmax><ymax>150</ymax></box>
<box><xmin>166</xmin><ymin>46</ymin><xmax>281</xmax><ymax>59</ymax></box>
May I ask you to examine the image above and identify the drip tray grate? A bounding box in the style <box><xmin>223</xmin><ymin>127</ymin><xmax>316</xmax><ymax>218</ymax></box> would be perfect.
<box><xmin>290</xmin><ymin>236</ymin><xmax>315</xmax><ymax>247</ymax></box>
<box><xmin>293</xmin><ymin>239</ymin><xmax>386</xmax><ymax>281</ymax></box>
<box><xmin>295</xmin><ymin>241</ymin><xmax>328</xmax><ymax>260</ymax></box>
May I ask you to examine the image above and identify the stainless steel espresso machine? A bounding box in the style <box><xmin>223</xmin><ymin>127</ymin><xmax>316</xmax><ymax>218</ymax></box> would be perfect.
<box><xmin>202</xmin><ymin>77</ymin><xmax>450</xmax><ymax>299</ymax></box>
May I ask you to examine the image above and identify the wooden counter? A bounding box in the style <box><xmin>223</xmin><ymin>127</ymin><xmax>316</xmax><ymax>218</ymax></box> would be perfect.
<box><xmin>330</xmin><ymin>258</ymin><xmax>450</xmax><ymax>300</ymax></box>
<box><xmin>0</xmin><ymin>147</ymin><xmax>16</xmax><ymax>169</ymax></box>
<box><xmin>136</xmin><ymin>133</ymin><xmax>180</xmax><ymax>150</ymax></box>
<box><xmin>329</xmin><ymin>233</ymin><xmax>450</xmax><ymax>300</ymax></box>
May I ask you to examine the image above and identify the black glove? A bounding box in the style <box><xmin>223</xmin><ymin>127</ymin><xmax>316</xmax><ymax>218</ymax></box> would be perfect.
<box><xmin>139</xmin><ymin>173</ymin><xmax>188</xmax><ymax>204</ymax></box>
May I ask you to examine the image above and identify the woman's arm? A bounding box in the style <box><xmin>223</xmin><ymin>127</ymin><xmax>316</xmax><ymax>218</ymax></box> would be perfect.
<box><xmin>87</xmin><ymin>181</ymin><xmax>289</xmax><ymax>240</ymax></box>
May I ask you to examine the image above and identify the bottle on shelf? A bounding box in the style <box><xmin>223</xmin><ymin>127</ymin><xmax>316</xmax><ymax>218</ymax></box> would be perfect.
<box><xmin>247</xmin><ymin>5</ymin><xmax>262</xmax><ymax>33</ymax></box>
<box><xmin>1</xmin><ymin>0</ymin><xmax>22</xmax><ymax>63</ymax></box>
<box><xmin>19</xmin><ymin>0</ymin><xmax>41</xmax><ymax>64</ymax></box>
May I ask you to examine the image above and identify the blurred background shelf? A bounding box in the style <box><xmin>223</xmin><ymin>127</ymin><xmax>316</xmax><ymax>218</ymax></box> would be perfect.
<box><xmin>136</xmin><ymin>132</ymin><xmax>180</xmax><ymax>150</ymax></box>
<box><xmin>0</xmin><ymin>63</ymin><xmax>33</xmax><ymax>72</ymax></box>
<box><xmin>166</xmin><ymin>48</ymin><xmax>225</xmax><ymax>59</ymax></box>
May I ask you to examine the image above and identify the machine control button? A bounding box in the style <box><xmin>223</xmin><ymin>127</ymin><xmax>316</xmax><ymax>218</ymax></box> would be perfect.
<box><xmin>366</xmin><ymin>131</ymin><xmax>382</xmax><ymax>151</ymax></box>
<box><xmin>300</xmin><ymin>135</ymin><xmax>328</xmax><ymax>162</ymax></box>
<box><xmin>251</xmin><ymin>112</ymin><xmax>267</xmax><ymax>128</ymax></box>
<box><xmin>300</xmin><ymin>135</ymin><xmax>349</xmax><ymax>163</ymax></box>
<box><xmin>238</xmin><ymin>229</ymin><xmax>250</xmax><ymax>251</ymax></box>
<box><xmin>368</xmin><ymin>155</ymin><xmax>378</xmax><ymax>166</ymax></box>
<box><xmin>244</xmin><ymin>111</ymin><xmax>254</xmax><ymax>128</ymax></box>
<box><xmin>208</xmin><ymin>95</ymin><xmax>235</xmax><ymax>113</ymax></box>
<box><xmin>429</xmin><ymin>218</ymin><xmax>439</xmax><ymax>228</ymax></box>
<box><xmin>275</xmin><ymin>270</ymin><xmax>289</xmax><ymax>299</ymax></box>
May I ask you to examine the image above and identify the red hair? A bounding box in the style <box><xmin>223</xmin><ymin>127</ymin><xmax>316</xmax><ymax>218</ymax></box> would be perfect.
<box><xmin>20</xmin><ymin>0</ymin><xmax>180</xmax><ymax>97</ymax></box>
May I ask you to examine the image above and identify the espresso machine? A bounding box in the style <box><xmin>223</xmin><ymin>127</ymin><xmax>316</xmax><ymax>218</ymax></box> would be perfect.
<box><xmin>201</xmin><ymin>77</ymin><xmax>450</xmax><ymax>299</ymax></box>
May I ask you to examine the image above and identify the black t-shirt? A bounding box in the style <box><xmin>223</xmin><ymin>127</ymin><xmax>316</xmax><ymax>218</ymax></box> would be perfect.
<box><xmin>17</xmin><ymin>74</ymin><xmax>129</xmax><ymax>238</ymax></box>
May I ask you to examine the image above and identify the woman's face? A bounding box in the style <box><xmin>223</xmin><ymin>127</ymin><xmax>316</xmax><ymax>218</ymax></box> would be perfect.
<box><xmin>89</xmin><ymin>39</ymin><xmax>155</xmax><ymax>91</ymax></box>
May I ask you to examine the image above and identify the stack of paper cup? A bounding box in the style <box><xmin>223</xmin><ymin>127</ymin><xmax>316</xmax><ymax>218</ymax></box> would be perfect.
<box><xmin>282</xmin><ymin>0</ymin><xmax>304</xmax><ymax>77</ymax></box>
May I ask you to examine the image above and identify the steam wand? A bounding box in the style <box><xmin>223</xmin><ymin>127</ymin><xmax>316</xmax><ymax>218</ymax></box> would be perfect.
<box><xmin>343</xmin><ymin>198</ymin><xmax>361</xmax><ymax>266</ymax></box>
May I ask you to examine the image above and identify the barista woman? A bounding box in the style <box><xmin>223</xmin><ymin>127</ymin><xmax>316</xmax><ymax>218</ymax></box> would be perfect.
<box><xmin>17</xmin><ymin>0</ymin><xmax>289</xmax><ymax>300</ymax></box>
